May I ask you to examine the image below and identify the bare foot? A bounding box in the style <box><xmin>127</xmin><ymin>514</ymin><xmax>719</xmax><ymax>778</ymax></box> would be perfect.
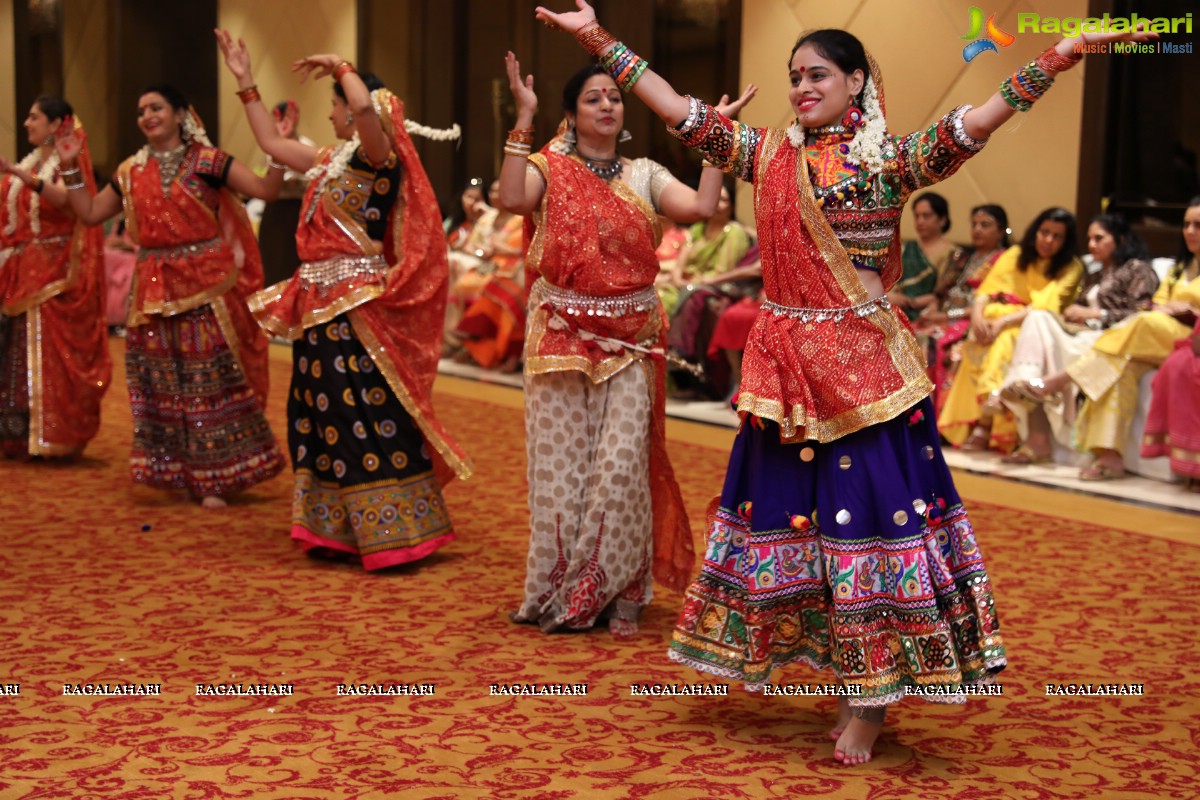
<box><xmin>200</xmin><ymin>496</ymin><xmax>227</xmax><ymax>510</ymax></box>
<box><xmin>608</xmin><ymin>618</ymin><xmax>638</xmax><ymax>638</ymax></box>
<box><xmin>829</xmin><ymin>695</ymin><xmax>852</xmax><ymax>740</ymax></box>
<box><xmin>833</xmin><ymin>708</ymin><xmax>885</xmax><ymax>765</ymax></box>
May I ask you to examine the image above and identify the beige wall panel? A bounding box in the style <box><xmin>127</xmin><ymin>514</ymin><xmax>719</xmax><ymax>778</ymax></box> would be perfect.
<box><xmin>0</xmin><ymin>0</ymin><xmax>15</xmax><ymax>157</ymax></box>
<box><xmin>217</xmin><ymin>0</ymin><xmax>357</xmax><ymax>166</ymax></box>
<box><xmin>739</xmin><ymin>0</ymin><xmax>1086</xmax><ymax>240</ymax></box>
<box><xmin>63</xmin><ymin>0</ymin><xmax>115</xmax><ymax>172</ymax></box>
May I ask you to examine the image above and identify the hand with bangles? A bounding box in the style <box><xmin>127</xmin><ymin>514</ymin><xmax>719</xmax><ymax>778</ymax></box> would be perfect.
<box><xmin>51</xmin><ymin>116</ymin><xmax>84</xmax><ymax>166</ymax></box>
<box><xmin>291</xmin><ymin>53</ymin><xmax>349</xmax><ymax>84</ymax></box>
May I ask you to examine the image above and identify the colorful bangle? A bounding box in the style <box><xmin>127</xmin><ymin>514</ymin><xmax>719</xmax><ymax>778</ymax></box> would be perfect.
<box><xmin>507</xmin><ymin>126</ymin><xmax>535</xmax><ymax>146</ymax></box>
<box><xmin>332</xmin><ymin>61</ymin><xmax>357</xmax><ymax>81</ymax></box>
<box><xmin>600</xmin><ymin>41</ymin><xmax>648</xmax><ymax>93</ymax></box>
<box><xmin>576</xmin><ymin>23</ymin><xmax>617</xmax><ymax>56</ymax></box>
<box><xmin>503</xmin><ymin>145</ymin><xmax>531</xmax><ymax>159</ymax></box>
<box><xmin>236</xmin><ymin>85</ymin><xmax>261</xmax><ymax>104</ymax></box>
<box><xmin>1036</xmin><ymin>46</ymin><xmax>1082</xmax><ymax>73</ymax></box>
<box><xmin>1000</xmin><ymin>61</ymin><xmax>1054</xmax><ymax>112</ymax></box>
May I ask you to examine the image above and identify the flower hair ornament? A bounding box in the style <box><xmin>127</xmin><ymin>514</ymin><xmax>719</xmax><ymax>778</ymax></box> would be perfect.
<box><xmin>182</xmin><ymin>107</ymin><xmax>213</xmax><ymax>147</ymax></box>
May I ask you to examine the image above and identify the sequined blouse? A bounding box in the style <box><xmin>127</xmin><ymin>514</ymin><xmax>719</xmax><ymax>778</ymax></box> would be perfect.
<box><xmin>666</xmin><ymin>98</ymin><xmax>989</xmax><ymax>441</ymax></box>
<box><xmin>316</xmin><ymin>147</ymin><xmax>400</xmax><ymax>242</ymax></box>
<box><xmin>110</xmin><ymin>146</ymin><xmax>232</xmax><ymax>217</ymax></box>
<box><xmin>671</xmin><ymin>98</ymin><xmax>985</xmax><ymax>277</ymax></box>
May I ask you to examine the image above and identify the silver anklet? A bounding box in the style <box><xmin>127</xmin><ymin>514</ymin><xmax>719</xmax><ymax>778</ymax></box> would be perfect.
<box><xmin>851</xmin><ymin>705</ymin><xmax>887</xmax><ymax>723</ymax></box>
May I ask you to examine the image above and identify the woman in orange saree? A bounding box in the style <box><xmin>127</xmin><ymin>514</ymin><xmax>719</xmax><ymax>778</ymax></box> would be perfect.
<box><xmin>0</xmin><ymin>96</ymin><xmax>109</xmax><ymax>459</ymax></box>
<box><xmin>500</xmin><ymin>57</ymin><xmax>739</xmax><ymax>636</ymax></box>
<box><xmin>218</xmin><ymin>33</ymin><xmax>471</xmax><ymax>570</ymax></box>
<box><xmin>56</xmin><ymin>84</ymin><xmax>286</xmax><ymax>509</ymax></box>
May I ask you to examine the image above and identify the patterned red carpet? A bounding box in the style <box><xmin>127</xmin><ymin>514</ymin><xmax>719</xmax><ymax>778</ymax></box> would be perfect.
<box><xmin>1</xmin><ymin>338</ymin><xmax>1197</xmax><ymax>799</ymax></box>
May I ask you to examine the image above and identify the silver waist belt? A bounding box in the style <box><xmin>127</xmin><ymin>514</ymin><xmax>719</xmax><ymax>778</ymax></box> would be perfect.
<box><xmin>761</xmin><ymin>294</ymin><xmax>891</xmax><ymax>323</ymax></box>
<box><xmin>10</xmin><ymin>234</ymin><xmax>71</xmax><ymax>252</ymax></box>
<box><xmin>298</xmin><ymin>254</ymin><xmax>388</xmax><ymax>290</ymax></box>
<box><xmin>534</xmin><ymin>278</ymin><xmax>658</xmax><ymax>319</ymax></box>
<box><xmin>137</xmin><ymin>236</ymin><xmax>222</xmax><ymax>261</ymax></box>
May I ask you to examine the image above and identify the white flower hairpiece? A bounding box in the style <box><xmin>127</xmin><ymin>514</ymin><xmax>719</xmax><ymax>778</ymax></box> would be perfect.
<box><xmin>182</xmin><ymin>111</ymin><xmax>213</xmax><ymax>147</ymax></box>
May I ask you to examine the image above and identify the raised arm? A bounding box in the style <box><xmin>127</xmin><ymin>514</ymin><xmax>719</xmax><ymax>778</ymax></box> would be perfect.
<box><xmin>655</xmin><ymin>85</ymin><xmax>757</xmax><ymax>222</ymax></box>
<box><xmin>293</xmin><ymin>54</ymin><xmax>391</xmax><ymax>167</ymax></box>
<box><xmin>536</xmin><ymin>1</ymin><xmax>689</xmax><ymax>126</ymax></box>
<box><xmin>498</xmin><ymin>51</ymin><xmax>547</xmax><ymax>216</ymax></box>
<box><xmin>52</xmin><ymin>129</ymin><xmax>121</xmax><ymax>226</ymax></box>
<box><xmin>225</xmin><ymin>158</ymin><xmax>284</xmax><ymax>202</ymax></box>
<box><xmin>962</xmin><ymin>26</ymin><xmax>1158</xmax><ymax>140</ymax></box>
<box><xmin>216</xmin><ymin>29</ymin><xmax>318</xmax><ymax>172</ymax></box>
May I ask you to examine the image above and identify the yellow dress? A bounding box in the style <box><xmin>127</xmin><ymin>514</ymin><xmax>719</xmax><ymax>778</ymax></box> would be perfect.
<box><xmin>938</xmin><ymin>245</ymin><xmax>1083</xmax><ymax>449</ymax></box>
<box><xmin>1070</xmin><ymin>261</ymin><xmax>1200</xmax><ymax>455</ymax></box>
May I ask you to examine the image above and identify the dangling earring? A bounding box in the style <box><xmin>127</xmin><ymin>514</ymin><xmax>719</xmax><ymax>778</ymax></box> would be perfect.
<box><xmin>619</xmin><ymin>129</ymin><xmax>632</xmax><ymax>143</ymax></box>
<box><xmin>842</xmin><ymin>104</ymin><xmax>865</xmax><ymax>133</ymax></box>
<box><xmin>563</xmin><ymin>125</ymin><xmax>577</xmax><ymax>146</ymax></box>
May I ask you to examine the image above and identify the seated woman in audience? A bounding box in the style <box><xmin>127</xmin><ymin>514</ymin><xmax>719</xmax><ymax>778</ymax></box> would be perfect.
<box><xmin>444</xmin><ymin>177</ymin><xmax>490</xmax><ymax>351</ymax></box>
<box><xmin>998</xmin><ymin>214</ymin><xmax>1157</xmax><ymax>463</ymax></box>
<box><xmin>445</xmin><ymin>177</ymin><xmax>485</xmax><ymax>245</ymax></box>
<box><xmin>705</xmin><ymin>242</ymin><xmax>762</xmax><ymax>400</ymax></box>
<box><xmin>889</xmin><ymin>192</ymin><xmax>960</xmax><ymax>321</ymax></box>
<box><xmin>664</xmin><ymin>187</ymin><xmax>752</xmax><ymax>396</ymax></box>
<box><xmin>917</xmin><ymin>204</ymin><xmax>1010</xmax><ymax>411</ymax></box>
<box><xmin>938</xmin><ymin>207</ymin><xmax>1082</xmax><ymax>451</ymax></box>
<box><xmin>453</xmin><ymin>189</ymin><xmax>527</xmax><ymax>372</ymax></box>
<box><xmin>1141</xmin><ymin>317</ymin><xmax>1200</xmax><ymax>491</ymax></box>
<box><xmin>660</xmin><ymin>186</ymin><xmax>749</xmax><ymax>314</ymax></box>
<box><xmin>1033</xmin><ymin>197</ymin><xmax>1200</xmax><ymax>479</ymax></box>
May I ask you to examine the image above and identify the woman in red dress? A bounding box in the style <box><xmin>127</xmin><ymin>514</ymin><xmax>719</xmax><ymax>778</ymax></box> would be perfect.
<box><xmin>217</xmin><ymin>32</ymin><xmax>471</xmax><ymax>569</ymax></box>
<box><xmin>0</xmin><ymin>96</ymin><xmax>109</xmax><ymax>459</ymax></box>
<box><xmin>56</xmin><ymin>84</ymin><xmax>286</xmax><ymax>509</ymax></box>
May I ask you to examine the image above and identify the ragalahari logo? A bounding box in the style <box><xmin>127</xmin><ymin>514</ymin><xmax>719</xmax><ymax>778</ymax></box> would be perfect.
<box><xmin>962</xmin><ymin>6</ymin><xmax>1016</xmax><ymax>61</ymax></box>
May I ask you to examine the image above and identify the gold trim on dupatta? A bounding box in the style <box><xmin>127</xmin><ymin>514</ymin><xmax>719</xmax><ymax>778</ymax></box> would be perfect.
<box><xmin>731</xmin><ymin>123</ymin><xmax>932</xmax><ymax>443</ymax></box>
<box><xmin>248</xmin><ymin>281</ymin><xmax>385</xmax><ymax>341</ymax></box>
<box><xmin>347</xmin><ymin>308</ymin><xmax>473</xmax><ymax>480</ymax></box>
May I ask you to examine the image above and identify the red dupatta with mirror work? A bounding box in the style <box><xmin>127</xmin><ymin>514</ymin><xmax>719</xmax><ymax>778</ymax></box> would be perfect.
<box><xmin>115</xmin><ymin>144</ymin><xmax>270</xmax><ymax>404</ymax></box>
<box><xmin>524</xmin><ymin>148</ymin><xmax>695</xmax><ymax>593</ymax></box>
<box><xmin>249</xmin><ymin>90</ymin><xmax>470</xmax><ymax>484</ymax></box>
<box><xmin>0</xmin><ymin>115</ymin><xmax>110</xmax><ymax>455</ymax></box>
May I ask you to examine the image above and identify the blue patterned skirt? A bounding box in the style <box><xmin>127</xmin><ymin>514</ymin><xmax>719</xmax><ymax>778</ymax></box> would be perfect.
<box><xmin>669</xmin><ymin>397</ymin><xmax>1006</xmax><ymax>704</ymax></box>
